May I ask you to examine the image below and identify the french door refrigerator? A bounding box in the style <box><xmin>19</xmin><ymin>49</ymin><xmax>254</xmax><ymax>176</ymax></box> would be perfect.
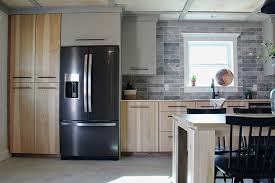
<box><xmin>59</xmin><ymin>46</ymin><xmax>119</xmax><ymax>160</ymax></box>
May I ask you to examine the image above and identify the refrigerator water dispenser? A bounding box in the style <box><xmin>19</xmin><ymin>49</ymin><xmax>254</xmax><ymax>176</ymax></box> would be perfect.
<box><xmin>65</xmin><ymin>74</ymin><xmax>79</xmax><ymax>99</ymax></box>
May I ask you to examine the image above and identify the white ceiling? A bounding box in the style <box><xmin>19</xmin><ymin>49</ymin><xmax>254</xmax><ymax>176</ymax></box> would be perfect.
<box><xmin>0</xmin><ymin>0</ymin><xmax>270</xmax><ymax>21</ymax></box>
<box><xmin>114</xmin><ymin>0</ymin><xmax>187</xmax><ymax>12</ymax></box>
<box><xmin>190</xmin><ymin>0</ymin><xmax>265</xmax><ymax>12</ymax></box>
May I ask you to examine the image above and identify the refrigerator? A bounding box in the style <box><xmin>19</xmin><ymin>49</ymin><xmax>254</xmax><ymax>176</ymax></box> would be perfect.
<box><xmin>59</xmin><ymin>46</ymin><xmax>119</xmax><ymax>160</ymax></box>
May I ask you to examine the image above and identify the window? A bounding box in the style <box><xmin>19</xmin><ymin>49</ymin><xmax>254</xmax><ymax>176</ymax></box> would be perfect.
<box><xmin>183</xmin><ymin>33</ymin><xmax>239</xmax><ymax>93</ymax></box>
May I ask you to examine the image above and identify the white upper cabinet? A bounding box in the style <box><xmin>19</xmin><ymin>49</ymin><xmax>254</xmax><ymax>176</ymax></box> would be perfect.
<box><xmin>122</xmin><ymin>15</ymin><xmax>158</xmax><ymax>75</ymax></box>
<box><xmin>61</xmin><ymin>13</ymin><xmax>121</xmax><ymax>46</ymax></box>
<box><xmin>263</xmin><ymin>16</ymin><xmax>275</xmax><ymax>76</ymax></box>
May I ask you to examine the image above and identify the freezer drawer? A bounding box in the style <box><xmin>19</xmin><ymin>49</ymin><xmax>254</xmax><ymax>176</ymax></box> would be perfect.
<box><xmin>60</xmin><ymin>121</ymin><xmax>119</xmax><ymax>160</ymax></box>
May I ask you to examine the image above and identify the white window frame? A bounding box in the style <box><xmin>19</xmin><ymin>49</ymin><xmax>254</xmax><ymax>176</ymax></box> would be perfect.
<box><xmin>182</xmin><ymin>33</ymin><xmax>240</xmax><ymax>93</ymax></box>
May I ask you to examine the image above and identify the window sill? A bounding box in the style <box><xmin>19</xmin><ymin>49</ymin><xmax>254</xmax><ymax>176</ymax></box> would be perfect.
<box><xmin>184</xmin><ymin>86</ymin><xmax>240</xmax><ymax>93</ymax></box>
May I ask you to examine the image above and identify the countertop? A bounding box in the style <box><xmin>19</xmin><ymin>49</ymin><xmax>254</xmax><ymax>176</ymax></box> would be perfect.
<box><xmin>173</xmin><ymin>113</ymin><xmax>275</xmax><ymax>128</ymax></box>
<box><xmin>121</xmin><ymin>99</ymin><xmax>271</xmax><ymax>102</ymax></box>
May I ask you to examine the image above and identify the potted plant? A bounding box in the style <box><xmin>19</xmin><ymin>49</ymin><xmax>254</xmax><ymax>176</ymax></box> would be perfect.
<box><xmin>123</xmin><ymin>82</ymin><xmax>137</xmax><ymax>100</ymax></box>
<box><xmin>259</xmin><ymin>41</ymin><xmax>275</xmax><ymax>66</ymax></box>
<box><xmin>191</xmin><ymin>74</ymin><xmax>197</xmax><ymax>87</ymax></box>
<box><xmin>244</xmin><ymin>89</ymin><xmax>253</xmax><ymax>99</ymax></box>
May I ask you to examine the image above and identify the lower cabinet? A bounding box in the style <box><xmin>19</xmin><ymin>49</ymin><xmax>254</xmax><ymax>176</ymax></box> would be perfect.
<box><xmin>159</xmin><ymin>132</ymin><xmax>173</xmax><ymax>152</ymax></box>
<box><xmin>121</xmin><ymin>101</ymin><xmax>159</xmax><ymax>152</ymax></box>
<box><xmin>10</xmin><ymin>83</ymin><xmax>35</xmax><ymax>153</ymax></box>
<box><xmin>10</xmin><ymin>83</ymin><xmax>59</xmax><ymax>154</ymax></box>
<box><xmin>35</xmin><ymin>83</ymin><xmax>59</xmax><ymax>154</ymax></box>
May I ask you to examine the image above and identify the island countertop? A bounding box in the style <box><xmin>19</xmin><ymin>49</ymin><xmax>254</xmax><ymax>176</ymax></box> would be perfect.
<box><xmin>173</xmin><ymin>113</ymin><xmax>275</xmax><ymax>128</ymax></box>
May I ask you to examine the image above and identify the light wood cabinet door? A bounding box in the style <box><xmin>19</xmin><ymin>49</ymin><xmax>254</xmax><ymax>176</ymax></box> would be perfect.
<box><xmin>159</xmin><ymin>132</ymin><xmax>173</xmax><ymax>152</ymax></box>
<box><xmin>121</xmin><ymin>101</ymin><xmax>159</xmax><ymax>152</ymax></box>
<box><xmin>159</xmin><ymin>111</ymin><xmax>184</xmax><ymax>132</ymax></box>
<box><xmin>35</xmin><ymin>14</ymin><xmax>61</xmax><ymax>82</ymax></box>
<box><xmin>10</xmin><ymin>15</ymin><xmax>35</xmax><ymax>82</ymax></box>
<box><xmin>10</xmin><ymin>83</ymin><xmax>35</xmax><ymax>153</ymax></box>
<box><xmin>35</xmin><ymin>83</ymin><xmax>59</xmax><ymax>154</ymax></box>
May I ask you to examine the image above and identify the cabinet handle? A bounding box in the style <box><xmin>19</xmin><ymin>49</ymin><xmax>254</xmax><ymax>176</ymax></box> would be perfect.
<box><xmin>12</xmin><ymin>87</ymin><xmax>32</xmax><ymax>89</ymax></box>
<box><xmin>75</xmin><ymin>38</ymin><xmax>105</xmax><ymax>41</ymax></box>
<box><xmin>130</xmin><ymin>106</ymin><xmax>150</xmax><ymax>108</ymax></box>
<box><xmin>200</xmin><ymin>105</ymin><xmax>214</xmax><ymax>108</ymax></box>
<box><xmin>37</xmin><ymin>87</ymin><xmax>57</xmax><ymax>89</ymax></box>
<box><xmin>168</xmin><ymin>136</ymin><xmax>173</xmax><ymax>138</ymax></box>
<box><xmin>13</xmin><ymin>77</ymin><xmax>32</xmax><ymax>78</ymax></box>
<box><xmin>227</xmin><ymin>106</ymin><xmax>247</xmax><ymax>108</ymax></box>
<box><xmin>168</xmin><ymin>106</ymin><xmax>187</xmax><ymax>108</ymax></box>
<box><xmin>168</xmin><ymin>115</ymin><xmax>173</xmax><ymax>118</ymax></box>
<box><xmin>37</xmin><ymin>77</ymin><xmax>56</xmax><ymax>78</ymax></box>
<box><xmin>130</xmin><ymin>67</ymin><xmax>149</xmax><ymax>71</ymax></box>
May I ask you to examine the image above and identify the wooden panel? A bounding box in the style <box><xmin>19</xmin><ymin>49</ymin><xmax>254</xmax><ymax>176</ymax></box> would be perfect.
<box><xmin>35</xmin><ymin>83</ymin><xmax>59</xmax><ymax>154</ymax></box>
<box><xmin>10</xmin><ymin>83</ymin><xmax>35</xmax><ymax>153</ymax></box>
<box><xmin>195</xmin><ymin>101</ymin><xmax>216</xmax><ymax>109</ymax></box>
<box><xmin>10</xmin><ymin>15</ymin><xmax>35</xmax><ymax>82</ymax></box>
<box><xmin>159</xmin><ymin>101</ymin><xmax>195</xmax><ymax>112</ymax></box>
<box><xmin>159</xmin><ymin>132</ymin><xmax>173</xmax><ymax>152</ymax></box>
<box><xmin>121</xmin><ymin>101</ymin><xmax>158</xmax><ymax>152</ymax></box>
<box><xmin>159</xmin><ymin>111</ymin><xmax>184</xmax><ymax>132</ymax></box>
<box><xmin>35</xmin><ymin>14</ymin><xmax>61</xmax><ymax>82</ymax></box>
<box><xmin>225</xmin><ymin>101</ymin><xmax>249</xmax><ymax>114</ymax></box>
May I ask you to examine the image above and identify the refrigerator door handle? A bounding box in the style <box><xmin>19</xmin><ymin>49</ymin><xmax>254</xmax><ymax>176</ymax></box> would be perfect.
<box><xmin>88</xmin><ymin>54</ymin><xmax>93</xmax><ymax>113</ymax></box>
<box><xmin>61</xmin><ymin>122</ymin><xmax>116</xmax><ymax>127</ymax></box>
<box><xmin>84</xmin><ymin>54</ymin><xmax>88</xmax><ymax>113</ymax></box>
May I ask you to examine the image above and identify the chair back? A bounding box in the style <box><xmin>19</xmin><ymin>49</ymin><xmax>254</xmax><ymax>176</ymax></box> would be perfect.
<box><xmin>226</xmin><ymin>115</ymin><xmax>275</xmax><ymax>177</ymax></box>
<box><xmin>187</xmin><ymin>108</ymin><xmax>226</xmax><ymax>114</ymax></box>
<box><xmin>233</xmin><ymin>108</ymin><xmax>271</xmax><ymax>114</ymax></box>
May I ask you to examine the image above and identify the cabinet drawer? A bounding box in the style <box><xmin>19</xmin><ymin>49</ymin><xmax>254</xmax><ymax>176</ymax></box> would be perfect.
<box><xmin>225</xmin><ymin>101</ymin><xmax>249</xmax><ymax>114</ymax></box>
<box><xmin>159</xmin><ymin>111</ymin><xmax>183</xmax><ymax>132</ymax></box>
<box><xmin>159</xmin><ymin>132</ymin><xmax>173</xmax><ymax>152</ymax></box>
<box><xmin>159</xmin><ymin>102</ymin><xmax>195</xmax><ymax>112</ymax></box>
<box><xmin>195</xmin><ymin>101</ymin><xmax>216</xmax><ymax>109</ymax></box>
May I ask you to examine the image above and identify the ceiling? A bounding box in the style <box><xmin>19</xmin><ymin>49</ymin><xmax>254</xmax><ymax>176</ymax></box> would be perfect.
<box><xmin>0</xmin><ymin>0</ymin><xmax>270</xmax><ymax>21</ymax></box>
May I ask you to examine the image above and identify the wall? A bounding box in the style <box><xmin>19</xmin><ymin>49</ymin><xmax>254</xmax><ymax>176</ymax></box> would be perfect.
<box><xmin>0</xmin><ymin>10</ymin><xmax>9</xmax><ymax>161</ymax></box>
<box><xmin>123</xmin><ymin>21</ymin><xmax>275</xmax><ymax>100</ymax></box>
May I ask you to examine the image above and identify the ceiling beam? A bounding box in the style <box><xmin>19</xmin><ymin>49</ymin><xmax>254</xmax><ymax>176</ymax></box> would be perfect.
<box><xmin>0</xmin><ymin>1</ymin><xmax>9</xmax><ymax>14</ymax></box>
<box><xmin>179</xmin><ymin>0</ymin><xmax>195</xmax><ymax>20</ymax></box>
<box><xmin>28</xmin><ymin>0</ymin><xmax>41</xmax><ymax>7</ymax></box>
<box><xmin>9</xmin><ymin>5</ymin><xmax>122</xmax><ymax>15</ymax></box>
<box><xmin>246</xmin><ymin>0</ymin><xmax>266</xmax><ymax>21</ymax></box>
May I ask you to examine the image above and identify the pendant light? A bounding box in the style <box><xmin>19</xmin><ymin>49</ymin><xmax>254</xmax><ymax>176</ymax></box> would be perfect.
<box><xmin>261</xmin><ymin>0</ymin><xmax>275</xmax><ymax>14</ymax></box>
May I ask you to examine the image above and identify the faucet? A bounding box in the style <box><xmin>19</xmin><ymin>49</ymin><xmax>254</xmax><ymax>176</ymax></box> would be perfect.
<box><xmin>211</xmin><ymin>78</ymin><xmax>219</xmax><ymax>99</ymax></box>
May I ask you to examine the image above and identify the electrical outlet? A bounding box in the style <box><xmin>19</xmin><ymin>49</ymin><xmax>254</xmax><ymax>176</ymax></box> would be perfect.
<box><xmin>164</xmin><ymin>84</ymin><xmax>169</xmax><ymax>91</ymax></box>
<box><xmin>252</xmin><ymin>85</ymin><xmax>257</xmax><ymax>92</ymax></box>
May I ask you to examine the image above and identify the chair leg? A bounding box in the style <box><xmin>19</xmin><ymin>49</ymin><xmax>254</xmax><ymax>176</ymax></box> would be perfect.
<box><xmin>223</xmin><ymin>173</ymin><xmax>226</xmax><ymax>183</ymax></box>
<box><xmin>233</xmin><ymin>177</ymin><xmax>243</xmax><ymax>183</ymax></box>
<box><xmin>214</xmin><ymin>167</ymin><xmax>218</xmax><ymax>183</ymax></box>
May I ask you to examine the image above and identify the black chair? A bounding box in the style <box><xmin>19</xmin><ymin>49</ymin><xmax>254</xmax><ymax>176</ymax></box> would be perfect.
<box><xmin>233</xmin><ymin>108</ymin><xmax>271</xmax><ymax>114</ymax></box>
<box><xmin>215</xmin><ymin>116</ymin><xmax>275</xmax><ymax>183</ymax></box>
<box><xmin>187</xmin><ymin>108</ymin><xmax>228</xmax><ymax>182</ymax></box>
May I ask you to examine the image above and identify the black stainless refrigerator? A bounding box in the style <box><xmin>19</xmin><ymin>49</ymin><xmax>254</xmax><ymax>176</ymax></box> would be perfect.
<box><xmin>59</xmin><ymin>46</ymin><xmax>119</xmax><ymax>160</ymax></box>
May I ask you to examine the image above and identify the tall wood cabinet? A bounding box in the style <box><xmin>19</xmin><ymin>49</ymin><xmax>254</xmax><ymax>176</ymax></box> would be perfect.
<box><xmin>9</xmin><ymin>14</ymin><xmax>61</xmax><ymax>154</ymax></box>
<box><xmin>10</xmin><ymin>15</ymin><xmax>35</xmax><ymax>83</ymax></box>
<box><xmin>121</xmin><ymin>101</ymin><xmax>159</xmax><ymax>152</ymax></box>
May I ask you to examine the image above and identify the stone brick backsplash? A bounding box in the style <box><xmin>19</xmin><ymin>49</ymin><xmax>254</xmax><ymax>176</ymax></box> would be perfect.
<box><xmin>122</xmin><ymin>21</ymin><xmax>275</xmax><ymax>100</ymax></box>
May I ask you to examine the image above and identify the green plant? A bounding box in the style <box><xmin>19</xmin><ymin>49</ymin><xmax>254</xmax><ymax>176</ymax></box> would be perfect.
<box><xmin>125</xmin><ymin>82</ymin><xmax>135</xmax><ymax>90</ymax></box>
<box><xmin>259</xmin><ymin>41</ymin><xmax>275</xmax><ymax>63</ymax></box>
<box><xmin>191</xmin><ymin>74</ymin><xmax>197</xmax><ymax>82</ymax></box>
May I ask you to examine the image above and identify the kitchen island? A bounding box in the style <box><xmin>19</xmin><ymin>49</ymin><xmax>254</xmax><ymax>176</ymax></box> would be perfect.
<box><xmin>172</xmin><ymin>113</ymin><xmax>275</xmax><ymax>183</ymax></box>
